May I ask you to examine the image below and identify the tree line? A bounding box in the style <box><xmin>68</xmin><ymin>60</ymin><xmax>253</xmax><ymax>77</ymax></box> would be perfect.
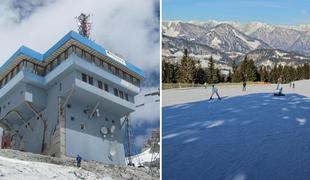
<box><xmin>162</xmin><ymin>49</ymin><xmax>310</xmax><ymax>84</ymax></box>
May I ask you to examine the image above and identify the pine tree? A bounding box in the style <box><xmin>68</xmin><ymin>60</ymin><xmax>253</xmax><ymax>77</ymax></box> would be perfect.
<box><xmin>232</xmin><ymin>60</ymin><xmax>242</xmax><ymax>82</ymax></box>
<box><xmin>179</xmin><ymin>49</ymin><xmax>195</xmax><ymax>83</ymax></box>
<box><xmin>207</xmin><ymin>56</ymin><xmax>217</xmax><ymax>84</ymax></box>
<box><xmin>226</xmin><ymin>70</ymin><xmax>232</xmax><ymax>82</ymax></box>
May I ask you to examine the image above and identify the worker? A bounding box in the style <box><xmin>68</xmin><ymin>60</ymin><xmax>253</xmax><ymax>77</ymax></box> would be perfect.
<box><xmin>76</xmin><ymin>154</ymin><xmax>82</xmax><ymax>168</ymax></box>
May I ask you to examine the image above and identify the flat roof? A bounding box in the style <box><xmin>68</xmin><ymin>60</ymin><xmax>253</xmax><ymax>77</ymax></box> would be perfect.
<box><xmin>0</xmin><ymin>31</ymin><xmax>144</xmax><ymax>79</ymax></box>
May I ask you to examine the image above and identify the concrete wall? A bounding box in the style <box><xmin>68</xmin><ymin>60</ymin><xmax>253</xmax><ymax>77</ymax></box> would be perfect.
<box><xmin>0</xmin><ymin>54</ymin><xmax>134</xmax><ymax>165</ymax></box>
<box><xmin>65</xmin><ymin>98</ymin><xmax>125</xmax><ymax>165</ymax></box>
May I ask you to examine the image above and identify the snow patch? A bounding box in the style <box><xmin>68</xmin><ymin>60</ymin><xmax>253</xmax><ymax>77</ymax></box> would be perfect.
<box><xmin>211</xmin><ymin>37</ymin><xmax>222</xmax><ymax>49</ymax></box>
<box><xmin>232</xmin><ymin>29</ymin><xmax>261</xmax><ymax>49</ymax></box>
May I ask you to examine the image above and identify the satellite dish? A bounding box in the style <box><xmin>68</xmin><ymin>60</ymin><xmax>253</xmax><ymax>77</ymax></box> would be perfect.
<box><xmin>100</xmin><ymin>126</ymin><xmax>108</xmax><ymax>135</ymax></box>
<box><xmin>110</xmin><ymin>125</ymin><xmax>116</xmax><ymax>133</ymax></box>
<box><xmin>110</xmin><ymin>146</ymin><xmax>117</xmax><ymax>156</ymax></box>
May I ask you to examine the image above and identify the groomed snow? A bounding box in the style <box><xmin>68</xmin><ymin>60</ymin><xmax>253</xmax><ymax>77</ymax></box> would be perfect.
<box><xmin>163</xmin><ymin>80</ymin><xmax>310</xmax><ymax>180</ymax></box>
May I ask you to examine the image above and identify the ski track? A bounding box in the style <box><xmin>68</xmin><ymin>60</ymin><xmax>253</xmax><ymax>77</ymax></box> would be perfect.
<box><xmin>163</xmin><ymin>80</ymin><xmax>310</xmax><ymax>180</ymax></box>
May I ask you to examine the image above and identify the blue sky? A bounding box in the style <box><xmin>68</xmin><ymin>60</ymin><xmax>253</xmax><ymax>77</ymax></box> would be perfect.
<box><xmin>163</xmin><ymin>0</ymin><xmax>310</xmax><ymax>25</ymax></box>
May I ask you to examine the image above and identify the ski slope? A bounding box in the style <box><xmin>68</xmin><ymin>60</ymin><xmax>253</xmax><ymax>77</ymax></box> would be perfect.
<box><xmin>163</xmin><ymin>80</ymin><xmax>310</xmax><ymax>180</ymax></box>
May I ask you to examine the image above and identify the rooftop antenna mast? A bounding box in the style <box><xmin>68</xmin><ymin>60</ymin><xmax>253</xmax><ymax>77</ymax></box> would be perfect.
<box><xmin>76</xmin><ymin>13</ymin><xmax>92</xmax><ymax>38</ymax></box>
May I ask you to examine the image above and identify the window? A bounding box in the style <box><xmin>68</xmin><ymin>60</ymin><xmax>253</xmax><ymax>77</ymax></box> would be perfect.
<box><xmin>125</xmin><ymin>94</ymin><xmax>129</xmax><ymax>101</ymax></box>
<box><xmin>102</xmin><ymin>61</ymin><xmax>108</xmax><ymax>70</ymax></box>
<box><xmin>68</xmin><ymin>46</ymin><xmax>73</xmax><ymax>56</ymax></box>
<box><xmin>98</xmin><ymin>81</ymin><xmax>103</xmax><ymax>89</ymax></box>
<box><xmin>85</xmin><ymin>52</ymin><xmax>92</xmax><ymax>62</ymax></box>
<box><xmin>111</xmin><ymin>66</ymin><xmax>116</xmax><ymax>75</ymax></box>
<box><xmin>95</xmin><ymin>57</ymin><xmax>101</xmax><ymax>66</ymax></box>
<box><xmin>88</xmin><ymin>76</ymin><xmax>93</xmax><ymax>85</ymax></box>
<box><xmin>104</xmin><ymin>84</ymin><xmax>109</xmax><ymax>92</ymax></box>
<box><xmin>80</xmin><ymin>124</ymin><xmax>85</xmax><ymax>130</ymax></box>
<box><xmin>114</xmin><ymin>88</ymin><xmax>118</xmax><ymax>96</ymax></box>
<box><xmin>76</xmin><ymin>47</ymin><xmax>82</xmax><ymax>57</ymax></box>
<box><xmin>119</xmin><ymin>91</ymin><xmax>124</xmax><ymax>99</ymax></box>
<box><xmin>108</xmin><ymin>64</ymin><xmax>112</xmax><ymax>72</ymax></box>
<box><xmin>82</xmin><ymin>73</ymin><xmax>87</xmax><ymax>82</ymax></box>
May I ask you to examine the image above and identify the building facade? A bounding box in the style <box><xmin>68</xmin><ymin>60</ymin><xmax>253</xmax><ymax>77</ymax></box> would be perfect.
<box><xmin>0</xmin><ymin>31</ymin><xmax>144</xmax><ymax>165</ymax></box>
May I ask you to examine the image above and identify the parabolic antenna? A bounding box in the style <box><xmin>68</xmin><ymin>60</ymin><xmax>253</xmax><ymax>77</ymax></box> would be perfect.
<box><xmin>100</xmin><ymin>126</ymin><xmax>108</xmax><ymax>135</ymax></box>
<box><xmin>110</xmin><ymin>145</ymin><xmax>117</xmax><ymax>156</ymax></box>
<box><xmin>110</xmin><ymin>125</ymin><xmax>116</xmax><ymax>133</ymax></box>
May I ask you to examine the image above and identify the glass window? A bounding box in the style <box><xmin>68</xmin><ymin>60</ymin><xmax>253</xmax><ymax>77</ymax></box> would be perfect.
<box><xmin>111</xmin><ymin>66</ymin><xmax>116</xmax><ymax>75</ymax></box>
<box><xmin>115</xmin><ymin>68</ymin><xmax>120</xmax><ymax>76</ymax></box>
<box><xmin>104</xmin><ymin>83</ymin><xmax>109</xmax><ymax>92</ymax></box>
<box><xmin>88</xmin><ymin>76</ymin><xmax>93</xmax><ymax>85</ymax></box>
<box><xmin>59</xmin><ymin>52</ymin><xmax>66</xmax><ymax>63</ymax></box>
<box><xmin>76</xmin><ymin>47</ymin><xmax>82</xmax><ymax>57</ymax></box>
<box><xmin>85</xmin><ymin>52</ymin><xmax>92</xmax><ymax>62</ymax></box>
<box><xmin>98</xmin><ymin>80</ymin><xmax>103</xmax><ymax>89</ymax></box>
<box><xmin>68</xmin><ymin>46</ymin><xmax>73</xmax><ymax>56</ymax></box>
<box><xmin>119</xmin><ymin>91</ymin><xmax>124</xmax><ymax>99</ymax></box>
<box><xmin>108</xmin><ymin>64</ymin><xmax>112</xmax><ymax>72</ymax></box>
<box><xmin>102</xmin><ymin>61</ymin><xmax>108</xmax><ymax>70</ymax></box>
<box><xmin>95</xmin><ymin>57</ymin><xmax>101</xmax><ymax>66</ymax></box>
<box><xmin>125</xmin><ymin>93</ymin><xmax>129</xmax><ymax>101</ymax></box>
<box><xmin>27</xmin><ymin>62</ymin><xmax>34</xmax><ymax>73</ymax></box>
<box><xmin>82</xmin><ymin>73</ymin><xmax>87</xmax><ymax>82</ymax></box>
<box><xmin>37</xmin><ymin>66</ymin><xmax>45</xmax><ymax>76</ymax></box>
<box><xmin>114</xmin><ymin>88</ymin><xmax>118</xmax><ymax>96</ymax></box>
<box><xmin>119</xmin><ymin>70</ymin><xmax>123</xmax><ymax>78</ymax></box>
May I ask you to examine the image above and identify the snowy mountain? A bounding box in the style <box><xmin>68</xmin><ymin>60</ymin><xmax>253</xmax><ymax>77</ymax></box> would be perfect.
<box><xmin>163</xmin><ymin>20</ymin><xmax>310</xmax><ymax>68</ymax></box>
<box><xmin>242</xmin><ymin>49</ymin><xmax>310</xmax><ymax>67</ymax></box>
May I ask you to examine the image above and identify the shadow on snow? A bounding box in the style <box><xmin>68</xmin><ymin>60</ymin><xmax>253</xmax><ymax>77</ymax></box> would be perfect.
<box><xmin>163</xmin><ymin>93</ymin><xmax>310</xmax><ymax>180</ymax></box>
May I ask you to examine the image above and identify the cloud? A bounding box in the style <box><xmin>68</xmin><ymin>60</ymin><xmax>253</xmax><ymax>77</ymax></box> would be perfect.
<box><xmin>0</xmin><ymin>0</ymin><xmax>160</xmax><ymax>73</ymax></box>
<box><xmin>130</xmin><ymin>86</ymin><xmax>160</xmax><ymax>127</ymax></box>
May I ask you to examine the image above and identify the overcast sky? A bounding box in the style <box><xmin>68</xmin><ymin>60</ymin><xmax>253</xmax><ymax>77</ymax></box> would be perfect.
<box><xmin>0</xmin><ymin>0</ymin><xmax>160</xmax><ymax>150</ymax></box>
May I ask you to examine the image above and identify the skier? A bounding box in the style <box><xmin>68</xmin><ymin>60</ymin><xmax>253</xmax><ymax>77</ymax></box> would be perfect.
<box><xmin>274</xmin><ymin>87</ymin><xmax>285</xmax><ymax>96</ymax></box>
<box><xmin>210</xmin><ymin>85</ymin><xmax>221</xmax><ymax>100</ymax></box>
<box><xmin>276</xmin><ymin>77</ymin><xmax>282</xmax><ymax>90</ymax></box>
<box><xmin>293</xmin><ymin>83</ymin><xmax>295</xmax><ymax>88</ymax></box>
<box><xmin>242</xmin><ymin>81</ymin><xmax>247</xmax><ymax>91</ymax></box>
<box><xmin>76</xmin><ymin>154</ymin><xmax>82</xmax><ymax>168</ymax></box>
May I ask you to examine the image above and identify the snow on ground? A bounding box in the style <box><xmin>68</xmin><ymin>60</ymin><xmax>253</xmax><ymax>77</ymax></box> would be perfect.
<box><xmin>0</xmin><ymin>149</ymin><xmax>159</xmax><ymax>180</ymax></box>
<box><xmin>125</xmin><ymin>148</ymin><xmax>153</xmax><ymax>166</ymax></box>
<box><xmin>163</xmin><ymin>80</ymin><xmax>310</xmax><ymax>180</ymax></box>
<box><xmin>0</xmin><ymin>156</ymin><xmax>111</xmax><ymax>180</ymax></box>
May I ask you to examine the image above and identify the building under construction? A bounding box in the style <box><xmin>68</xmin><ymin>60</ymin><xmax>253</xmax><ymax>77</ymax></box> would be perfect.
<box><xmin>0</xmin><ymin>30</ymin><xmax>144</xmax><ymax>165</ymax></box>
